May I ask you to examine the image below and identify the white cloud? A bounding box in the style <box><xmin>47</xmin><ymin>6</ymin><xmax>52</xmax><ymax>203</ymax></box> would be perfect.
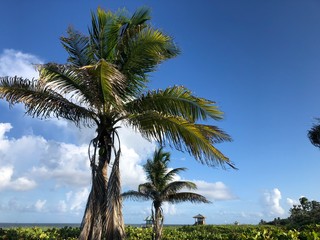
<box><xmin>0</xmin><ymin>166</ymin><xmax>13</xmax><ymax>189</ymax></box>
<box><xmin>193</xmin><ymin>180</ymin><xmax>236</xmax><ymax>201</ymax></box>
<box><xmin>0</xmin><ymin>49</ymin><xmax>42</xmax><ymax>79</ymax></box>
<box><xmin>31</xmin><ymin>142</ymin><xmax>91</xmax><ymax>187</ymax></box>
<box><xmin>0</xmin><ymin>198</ymin><xmax>47</xmax><ymax>213</ymax></box>
<box><xmin>162</xmin><ymin>202</ymin><xmax>177</xmax><ymax>216</ymax></box>
<box><xmin>11</xmin><ymin>177</ymin><xmax>37</xmax><ymax>191</ymax></box>
<box><xmin>117</xmin><ymin>126</ymin><xmax>155</xmax><ymax>189</ymax></box>
<box><xmin>56</xmin><ymin>188</ymin><xmax>89</xmax><ymax>214</ymax></box>
<box><xmin>117</xmin><ymin>125</ymin><xmax>155</xmax><ymax>157</ymax></box>
<box><xmin>261</xmin><ymin>188</ymin><xmax>285</xmax><ymax>216</ymax></box>
<box><xmin>69</xmin><ymin>188</ymin><xmax>89</xmax><ymax>212</ymax></box>
<box><xmin>57</xmin><ymin>200</ymin><xmax>67</xmax><ymax>213</ymax></box>
<box><xmin>120</xmin><ymin>145</ymin><xmax>148</xmax><ymax>189</ymax></box>
<box><xmin>0</xmin><ymin>166</ymin><xmax>36</xmax><ymax>191</ymax></box>
<box><xmin>0</xmin><ymin>122</ymin><xmax>90</xmax><ymax>189</ymax></box>
<box><xmin>0</xmin><ymin>121</ymin><xmax>155</xmax><ymax>192</ymax></box>
<box><xmin>0</xmin><ymin>123</ymin><xmax>12</xmax><ymax>152</ymax></box>
<box><xmin>35</xmin><ymin>199</ymin><xmax>47</xmax><ymax>212</ymax></box>
<box><xmin>287</xmin><ymin>198</ymin><xmax>299</xmax><ymax>207</ymax></box>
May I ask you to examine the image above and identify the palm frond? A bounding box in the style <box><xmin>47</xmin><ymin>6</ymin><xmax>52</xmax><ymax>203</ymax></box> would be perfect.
<box><xmin>126</xmin><ymin>86</ymin><xmax>224</xmax><ymax>122</ymax></box>
<box><xmin>138</xmin><ymin>182</ymin><xmax>156</xmax><ymax>194</ymax></box>
<box><xmin>127</xmin><ymin>112</ymin><xmax>234</xmax><ymax>168</ymax></box>
<box><xmin>117</xmin><ymin>28</ymin><xmax>179</xmax><ymax>98</ymax></box>
<box><xmin>166</xmin><ymin>192</ymin><xmax>211</xmax><ymax>204</ymax></box>
<box><xmin>161</xmin><ymin>181</ymin><xmax>197</xmax><ymax>197</ymax></box>
<box><xmin>163</xmin><ymin>167</ymin><xmax>186</xmax><ymax>183</ymax></box>
<box><xmin>122</xmin><ymin>27</ymin><xmax>179</xmax><ymax>75</ymax></box>
<box><xmin>89</xmin><ymin>8</ymin><xmax>122</xmax><ymax>61</ymax></box>
<box><xmin>130</xmin><ymin>7</ymin><xmax>151</xmax><ymax>26</ymax></box>
<box><xmin>144</xmin><ymin>148</ymin><xmax>171</xmax><ymax>189</ymax></box>
<box><xmin>38</xmin><ymin>63</ymin><xmax>100</xmax><ymax>109</ymax></box>
<box><xmin>121</xmin><ymin>190</ymin><xmax>150</xmax><ymax>201</ymax></box>
<box><xmin>81</xmin><ymin>59</ymin><xmax>126</xmax><ymax>110</ymax></box>
<box><xmin>197</xmin><ymin>124</ymin><xmax>232</xmax><ymax>144</ymax></box>
<box><xmin>60</xmin><ymin>27</ymin><xmax>91</xmax><ymax>67</ymax></box>
<box><xmin>308</xmin><ymin>121</ymin><xmax>320</xmax><ymax>148</ymax></box>
<box><xmin>0</xmin><ymin>76</ymin><xmax>96</xmax><ymax>126</ymax></box>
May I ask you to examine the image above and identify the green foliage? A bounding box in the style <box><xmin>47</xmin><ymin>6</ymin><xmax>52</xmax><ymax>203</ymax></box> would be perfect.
<box><xmin>0</xmin><ymin>226</ymin><xmax>80</xmax><ymax>240</ymax></box>
<box><xmin>1</xmin><ymin>225</ymin><xmax>320</xmax><ymax>240</ymax></box>
<box><xmin>126</xmin><ymin>225</ymin><xmax>320</xmax><ymax>240</ymax></box>
<box><xmin>262</xmin><ymin>197</ymin><xmax>320</xmax><ymax>229</ymax></box>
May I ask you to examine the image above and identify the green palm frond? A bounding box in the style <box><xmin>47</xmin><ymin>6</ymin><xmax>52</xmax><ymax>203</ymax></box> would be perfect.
<box><xmin>166</xmin><ymin>192</ymin><xmax>211</xmax><ymax>204</ymax></box>
<box><xmin>39</xmin><ymin>63</ymin><xmax>100</xmax><ymax>109</ymax></box>
<box><xmin>144</xmin><ymin>160</ymin><xmax>167</xmax><ymax>186</ymax></box>
<box><xmin>161</xmin><ymin>181</ymin><xmax>197</xmax><ymax>197</ymax></box>
<box><xmin>128</xmin><ymin>112</ymin><xmax>233</xmax><ymax>168</ymax></box>
<box><xmin>60</xmin><ymin>27</ymin><xmax>91</xmax><ymax>67</ymax></box>
<box><xmin>197</xmin><ymin>124</ymin><xmax>232</xmax><ymax>144</ymax></box>
<box><xmin>144</xmin><ymin>148</ymin><xmax>171</xmax><ymax>189</ymax></box>
<box><xmin>89</xmin><ymin>7</ymin><xmax>122</xmax><ymax>61</ymax></box>
<box><xmin>126</xmin><ymin>86</ymin><xmax>224</xmax><ymax>122</ymax></box>
<box><xmin>129</xmin><ymin>7</ymin><xmax>151</xmax><ymax>26</ymax></box>
<box><xmin>122</xmin><ymin>27</ymin><xmax>179</xmax><ymax>75</ymax></box>
<box><xmin>138</xmin><ymin>182</ymin><xmax>156</xmax><ymax>194</ymax></box>
<box><xmin>0</xmin><ymin>76</ymin><xmax>96</xmax><ymax>125</ymax></box>
<box><xmin>81</xmin><ymin>59</ymin><xmax>126</xmax><ymax>110</ymax></box>
<box><xmin>121</xmin><ymin>190</ymin><xmax>150</xmax><ymax>201</ymax></box>
<box><xmin>118</xmin><ymin>27</ymin><xmax>179</xmax><ymax>97</ymax></box>
<box><xmin>163</xmin><ymin>167</ymin><xmax>186</xmax><ymax>183</ymax></box>
<box><xmin>308</xmin><ymin>121</ymin><xmax>320</xmax><ymax>148</ymax></box>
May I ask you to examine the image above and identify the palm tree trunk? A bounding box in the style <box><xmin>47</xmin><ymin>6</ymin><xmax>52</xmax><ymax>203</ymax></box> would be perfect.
<box><xmin>79</xmin><ymin>162</ymin><xmax>108</xmax><ymax>239</ymax></box>
<box><xmin>153</xmin><ymin>203</ymin><xmax>163</xmax><ymax>240</ymax></box>
<box><xmin>79</xmin><ymin>129</ymin><xmax>110</xmax><ymax>239</ymax></box>
<box><xmin>79</xmin><ymin>130</ymin><xmax>125</xmax><ymax>240</ymax></box>
<box><xmin>105</xmin><ymin>149</ymin><xmax>125</xmax><ymax>240</ymax></box>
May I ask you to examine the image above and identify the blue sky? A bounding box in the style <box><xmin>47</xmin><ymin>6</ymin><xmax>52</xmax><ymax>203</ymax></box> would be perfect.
<box><xmin>1</xmin><ymin>0</ymin><xmax>320</xmax><ymax>225</ymax></box>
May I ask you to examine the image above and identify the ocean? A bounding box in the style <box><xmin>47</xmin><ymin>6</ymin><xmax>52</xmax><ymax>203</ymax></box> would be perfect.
<box><xmin>0</xmin><ymin>223</ymin><xmax>184</xmax><ymax>228</ymax></box>
<box><xmin>0</xmin><ymin>223</ymin><xmax>81</xmax><ymax>228</ymax></box>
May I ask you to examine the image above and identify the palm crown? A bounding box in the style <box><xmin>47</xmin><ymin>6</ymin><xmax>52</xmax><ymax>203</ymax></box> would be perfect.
<box><xmin>122</xmin><ymin>147</ymin><xmax>210</xmax><ymax>205</ymax></box>
<box><xmin>0</xmin><ymin>7</ymin><xmax>232</xmax><ymax>167</ymax></box>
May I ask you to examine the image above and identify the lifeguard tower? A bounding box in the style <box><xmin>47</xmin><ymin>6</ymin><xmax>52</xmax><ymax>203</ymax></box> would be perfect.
<box><xmin>144</xmin><ymin>216</ymin><xmax>153</xmax><ymax>227</ymax></box>
<box><xmin>193</xmin><ymin>214</ymin><xmax>206</xmax><ymax>225</ymax></box>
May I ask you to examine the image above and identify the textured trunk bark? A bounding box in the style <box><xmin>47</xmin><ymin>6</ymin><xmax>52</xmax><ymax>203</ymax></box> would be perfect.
<box><xmin>79</xmin><ymin>128</ymin><xmax>125</xmax><ymax>240</ymax></box>
<box><xmin>153</xmin><ymin>203</ymin><xmax>163</xmax><ymax>240</ymax></box>
<box><xmin>79</xmin><ymin>163</ymin><xmax>108</xmax><ymax>240</ymax></box>
<box><xmin>105</xmin><ymin>150</ymin><xmax>125</xmax><ymax>240</ymax></box>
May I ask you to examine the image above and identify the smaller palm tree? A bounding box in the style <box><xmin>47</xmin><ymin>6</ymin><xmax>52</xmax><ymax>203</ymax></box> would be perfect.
<box><xmin>122</xmin><ymin>147</ymin><xmax>210</xmax><ymax>240</ymax></box>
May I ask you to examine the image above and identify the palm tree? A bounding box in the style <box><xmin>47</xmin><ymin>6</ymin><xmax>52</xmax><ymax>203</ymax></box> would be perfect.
<box><xmin>0</xmin><ymin>7</ymin><xmax>233</xmax><ymax>240</ymax></box>
<box><xmin>308</xmin><ymin>120</ymin><xmax>320</xmax><ymax>148</ymax></box>
<box><xmin>122</xmin><ymin>147</ymin><xmax>210</xmax><ymax>240</ymax></box>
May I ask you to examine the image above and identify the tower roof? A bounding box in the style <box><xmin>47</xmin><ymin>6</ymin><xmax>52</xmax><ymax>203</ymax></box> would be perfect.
<box><xmin>193</xmin><ymin>214</ymin><xmax>205</xmax><ymax>219</ymax></box>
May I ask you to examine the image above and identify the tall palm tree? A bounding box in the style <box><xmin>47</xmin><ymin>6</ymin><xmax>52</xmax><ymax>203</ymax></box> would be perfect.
<box><xmin>0</xmin><ymin>7</ymin><xmax>233</xmax><ymax>240</ymax></box>
<box><xmin>122</xmin><ymin>147</ymin><xmax>210</xmax><ymax>240</ymax></box>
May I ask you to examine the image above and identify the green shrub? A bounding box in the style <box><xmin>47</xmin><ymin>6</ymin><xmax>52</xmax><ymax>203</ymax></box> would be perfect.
<box><xmin>0</xmin><ymin>224</ymin><xmax>320</xmax><ymax>240</ymax></box>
